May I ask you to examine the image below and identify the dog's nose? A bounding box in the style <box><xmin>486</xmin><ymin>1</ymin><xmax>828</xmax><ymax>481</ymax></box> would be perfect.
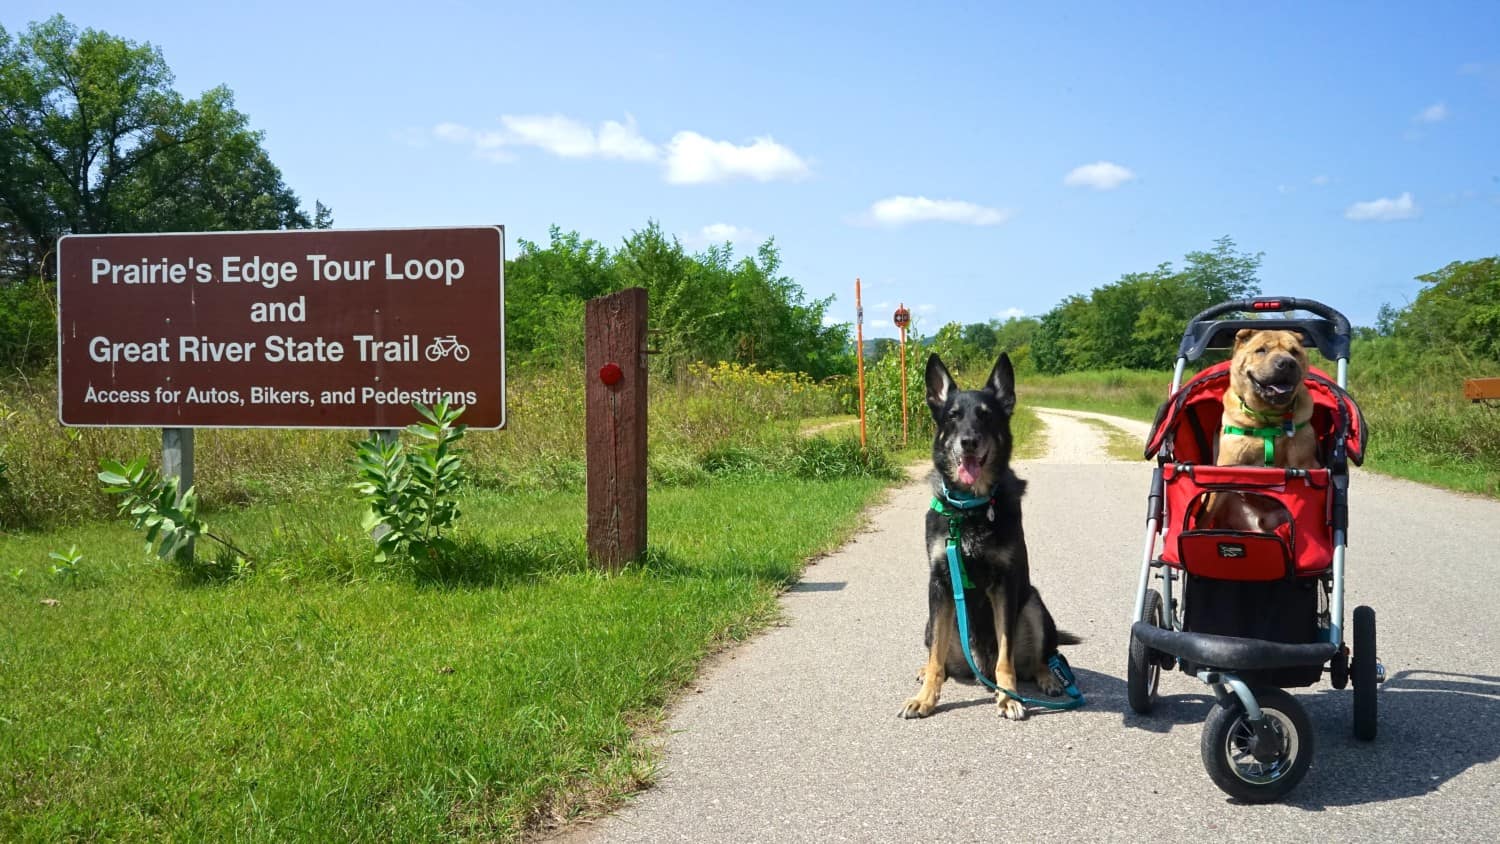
<box><xmin>1275</xmin><ymin>355</ymin><xmax>1296</xmax><ymax>371</ymax></box>
<box><xmin>960</xmin><ymin>435</ymin><xmax>979</xmax><ymax>452</ymax></box>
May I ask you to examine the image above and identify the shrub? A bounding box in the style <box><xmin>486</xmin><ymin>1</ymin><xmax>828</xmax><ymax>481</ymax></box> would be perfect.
<box><xmin>352</xmin><ymin>402</ymin><xmax>468</xmax><ymax>571</ymax></box>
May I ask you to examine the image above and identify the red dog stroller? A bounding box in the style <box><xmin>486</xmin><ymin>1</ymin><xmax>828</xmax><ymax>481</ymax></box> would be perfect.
<box><xmin>1128</xmin><ymin>297</ymin><xmax>1379</xmax><ymax>802</ymax></box>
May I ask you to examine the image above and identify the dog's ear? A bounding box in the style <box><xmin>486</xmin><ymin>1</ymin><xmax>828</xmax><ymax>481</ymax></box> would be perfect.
<box><xmin>985</xmin><ymin>353</ymin><xmax>1016</xmax><ymax>415</ymax></box>
<box><xmin>925</xmin><ymin>354</ymin><xmax>956</xmax><ymax>417</ymax></box>
<box><xmin>1235</xmin><ymin>328</ymin><xmax>1256</xmax><ymax>347</ymax></box>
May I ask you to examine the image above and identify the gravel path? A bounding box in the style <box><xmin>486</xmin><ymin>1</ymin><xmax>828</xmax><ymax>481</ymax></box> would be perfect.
<box><xmin>555</xmin><ymin>409</ymin><xmax>1500</xmax><ymax>843</ymax></box>
<box><xmin>1029</xmin><ymin>407</ymin><xmax>1152</xmax><ymax>464</ymax></box>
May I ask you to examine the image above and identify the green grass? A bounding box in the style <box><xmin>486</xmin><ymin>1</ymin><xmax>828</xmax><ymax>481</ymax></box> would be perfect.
<box><xmin>1019</xmin><ymin>369</ymin><xmax>1168</xmax><ymax>422</ymax></box>
<box><xmin>1012</xmin><ymin>405</ymin><xmax>1045</xmax><ymax>459</ymax></box>
<box><xmin>1076</xmin><ymin>417</ymin><xmax>1145</xmax><ymax>462</ymax></box>
<box><xmin>0</xmin><ymin>476</ymin><xmax>887</xmax><ymax>842</ymax></box>
<box><xmin>797</xmin><ymin>414</ymin><xmax>858</xmax><ymax>436</ymax></box>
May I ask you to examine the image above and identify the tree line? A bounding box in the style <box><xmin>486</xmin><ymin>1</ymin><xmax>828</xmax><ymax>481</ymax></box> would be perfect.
<box><xmin>917</xmin><ymin>240</ymin><xmax>1497</xmax><ymax>380</ymax></box>
<box><xmin>506</xmin><ymin>223</ymin><xmax>850</xmax><ymax>379</ymax></box>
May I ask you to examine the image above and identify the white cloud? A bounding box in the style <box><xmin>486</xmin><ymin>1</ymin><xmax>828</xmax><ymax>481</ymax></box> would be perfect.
<box><xmin>1311</xmin><ymin>174</ymin><xmax>1331</xmax><ymax>186</ymax></box>
<box><xmin>859</xmin><ymin>196</ymin><xmax>1012</xmax><ymax>227</ymax></box>
<box><xmin>664</xmin><ymin>132</ymin><xmax>809</xmax><ymax>184</ymax></box>
<box><xmin>1063</xmin><ymin>161</ymin><xmax>1137</xmax><ymax>190</ymax></box>
<box><xmin>916</xmin><ymin>304</ymin><xmax>938</xmax><ymax>313</ymax></box>
<box><xmin>691</xmin><ymin>223</ymin><xmax>761</xmax><ymax>246</ymax></box>
<box><xmin>492</xmin><ymin>114</ymin><xmax>658</xmax><ymax>161</ymax></box>
<box><xmin>430</xmin><ymin>115</ymin><xmax>808</xmax><ymax>182</ymax></box>
<box><xmin>870</xmin><ymin>319</ymin><xmax>891</xmax><ymax>328</ymax></box>
<box><xmin>997</xmin><ymin>307</ymin><xmax>1025</xmax><ymax>319</ymax></box>
<box><xmin>1277</xmin><ymin>184</ymin><xmax>1294</xmax><ymax>194</ymax></box>
<box><xmin>1344</xmin><ymin>192</ymin><xmax>1421</xmax><ymax>222</ymax></box>
<box><xmin>700</xmin><ymin>222</ymin><xmax>753</xmax><ymax>241</ymax></box>
<box><xmin>1415</xmin><ymin>102</ymin><xmax>1449</xmax><ymax>123</ymax></box>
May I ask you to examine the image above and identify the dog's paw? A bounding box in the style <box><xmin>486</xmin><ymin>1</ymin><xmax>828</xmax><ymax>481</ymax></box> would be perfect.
<box><xmin>1037</xmin><ymin>671</ymin><xmax>1065</xmax><ymax>697</ymax></box>
<box><xmin>899</xmin><ymin>695</ymin><xmax>935</xmax><ymax>719</ymax></box>
<box><xmin>997</xmin><ymin>696</ymin><xmax>1028</xmax><ymax>721</ymax></box>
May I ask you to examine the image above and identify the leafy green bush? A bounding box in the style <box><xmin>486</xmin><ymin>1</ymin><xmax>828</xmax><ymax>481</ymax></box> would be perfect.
<box><xmin>0</xmin><ymin>278</ymin><xmax>57</xmax><ymax>373</ymax></box>
<box><xmin>96</xmin><ymin>456</ymin><xmax>246</xmax><ymax>581</ymax></box>
<box><xmin>789</xmin><ymin>436</ymin><xmax>897</xmax><ymax>480</ymax></box>
<box><xmin>352</xmin><ymin>402</ymin><xmax>468</xmax><ymax>572</ymax></box>
<box><xmin>863</xmin><ymin>335</ymin><xmax>933</xmax><ymax>449</ymax></box>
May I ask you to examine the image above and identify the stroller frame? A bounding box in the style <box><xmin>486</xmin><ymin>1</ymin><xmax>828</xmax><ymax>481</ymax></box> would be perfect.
<box><xmin>1127</xmin><ymin>296</ymin><xmax>1380</xmax><ymax>803</ymax></box>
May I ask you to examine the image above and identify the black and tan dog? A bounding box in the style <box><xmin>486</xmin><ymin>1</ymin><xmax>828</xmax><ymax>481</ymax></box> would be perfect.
<box><xmin>900</xmin><ymin>353</ymin><xmax>1079</xmax><ymax>721</ymax></box>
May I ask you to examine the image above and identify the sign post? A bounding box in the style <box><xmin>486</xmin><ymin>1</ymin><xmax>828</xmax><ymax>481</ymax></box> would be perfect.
<box><xmin>162</xmin><ymin>427</ymin><xmax>195</xmax><ymax>559</ymax></box>
<box><xmin>893</xmin><ymin>303</ymin><xmax>911</xmax><ymax>447</ymax></box>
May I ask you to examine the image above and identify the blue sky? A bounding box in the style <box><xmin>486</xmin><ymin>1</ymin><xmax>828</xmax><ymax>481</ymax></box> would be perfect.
<box><xmin>8</xmin><ymin>1</ymin><xmax>1499</xmax><ymax>336</ymax></box>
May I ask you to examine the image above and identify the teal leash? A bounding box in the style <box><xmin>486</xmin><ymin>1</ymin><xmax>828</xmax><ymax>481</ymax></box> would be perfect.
<box><xmin>932</xmin><ymin>487</ymin><xmax>1085</xmax><ymax>712</ymax></box>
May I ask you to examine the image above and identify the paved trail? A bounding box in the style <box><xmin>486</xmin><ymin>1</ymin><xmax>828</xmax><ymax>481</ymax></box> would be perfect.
<box><xmin>560</xmin><ymin>409</ymin><xmax>1500</xmax><ymax>843</ymax></box>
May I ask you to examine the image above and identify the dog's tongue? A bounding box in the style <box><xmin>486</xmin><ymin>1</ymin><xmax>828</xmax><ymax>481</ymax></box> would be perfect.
<box><xmin>1264</xmin><ymin>382</ymin><xmax>1294</xmax><ymax>397</ymax></box>
<box><xmin>958</xmin><ymin>454</ymin><xmax>982</xmax><ymax>485</ymax></box>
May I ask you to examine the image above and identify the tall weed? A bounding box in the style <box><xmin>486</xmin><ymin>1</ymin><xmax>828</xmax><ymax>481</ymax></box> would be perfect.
<box><xmin>0</xmin><ymin>361</ymin><xmax>875</xmax><ymax>531</ymax></box>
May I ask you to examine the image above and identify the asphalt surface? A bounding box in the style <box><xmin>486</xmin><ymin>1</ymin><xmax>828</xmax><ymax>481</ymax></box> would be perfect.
<box><xmin>560</xmin><ymin>409</ymin><xmax>1500</xmax><ymax>842</ymax></box>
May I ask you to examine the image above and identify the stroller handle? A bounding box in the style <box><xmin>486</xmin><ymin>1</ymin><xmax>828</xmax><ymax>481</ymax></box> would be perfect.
<box><xmin>1178</xmin><ymin>297</ymin><xmax>1352</xmax><ymax>363</ymax></box>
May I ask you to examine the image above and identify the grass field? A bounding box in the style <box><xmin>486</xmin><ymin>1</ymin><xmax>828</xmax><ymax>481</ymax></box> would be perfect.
<box><xmin>1</xmin><ymin>477</ymin><xmax>887</xmax><ymax>841</ymax></box>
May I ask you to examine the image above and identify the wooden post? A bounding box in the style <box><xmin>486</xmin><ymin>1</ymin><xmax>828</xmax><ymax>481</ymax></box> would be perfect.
<box><xmin>162</xmin><ymin>427</ymin><xmax>194</xmax><ymax>559</ymax></box>
<box><xmin>586</xmin><ymin>288</ymin><xmax>648</xmax><ymax>571</ymax></box>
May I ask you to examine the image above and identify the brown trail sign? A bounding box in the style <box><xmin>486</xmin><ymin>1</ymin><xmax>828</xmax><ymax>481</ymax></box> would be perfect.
<box><xmin>57</xmin><ymin>227</ymin><xmax>505</xmax><ymax>429</ymax></box>
<box><xmin>1465</xmin><ymin>377</ymin><xmax>1500</xmax><ymax>404</ymax></box>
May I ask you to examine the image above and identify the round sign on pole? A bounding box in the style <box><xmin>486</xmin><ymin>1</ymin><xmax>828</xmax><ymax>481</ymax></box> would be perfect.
<box><xmin>893</xmin><ymin>305</ymin><xmax>910</xmax><ymax>329</ymax></box>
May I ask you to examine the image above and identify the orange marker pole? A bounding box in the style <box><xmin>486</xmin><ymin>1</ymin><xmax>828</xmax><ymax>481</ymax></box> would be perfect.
<box><xmin>855</xmin><ymin>278</ymin><xmax>867</xmax><ymax>449</ymax></box>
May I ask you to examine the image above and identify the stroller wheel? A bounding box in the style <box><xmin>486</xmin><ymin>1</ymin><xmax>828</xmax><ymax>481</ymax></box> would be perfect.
<box><xmin>1353</xmin><ymin>605</ymin><xmax>1378</xmax><ymax>741</ymax></box>
<box><xmin>1329</xmin><ymin>647</ymin><xmax>1348</xmax><ymax>690</ymax></box>
<box><xmin>1200</xmin><ymin>687</ymin><xmax>1313</xmax><ymax>803</ymax></box>
<box><xmin>1127</xmin><ymin>588</ymin><xmax>1165</xmax><ymax>714</ymax></box>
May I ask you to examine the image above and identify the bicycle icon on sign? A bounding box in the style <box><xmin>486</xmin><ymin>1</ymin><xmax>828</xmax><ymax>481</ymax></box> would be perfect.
<box><xmin>425</xmin><ymin>335</ymin><xmax>471</xmax><ymax>362</ymax></box>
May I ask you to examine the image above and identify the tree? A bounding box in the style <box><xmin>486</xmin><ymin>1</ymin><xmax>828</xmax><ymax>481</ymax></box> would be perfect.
<box><xmin>1391</xmin><ymin>257</ymin><xmax>1500</xmax><ymax>361</ymax></box>
<box><xmin>992</xmin><ymin>316</ymin><xmax>1040</xmax><ymax>355</ymax></box>
<box><xmin>0</xmin><ymin>16</ymin><xmax>323</xmax><ymax>279</ymax></box>
<box><xmin>502</xmin><ymin>221</ymin><xmax>851</xmax><ymax>378</ymax></box>
<box><xmin>1032</xmin><ymin>237</ymin><xmax>1263</xmax><ymax>372</ymax></box>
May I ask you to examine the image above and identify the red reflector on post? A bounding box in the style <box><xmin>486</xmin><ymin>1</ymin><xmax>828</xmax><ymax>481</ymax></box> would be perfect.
<box><xmin>599</xmin><ymin>362</ymin><xmax>623</xmax><ymax>386</ymax></box>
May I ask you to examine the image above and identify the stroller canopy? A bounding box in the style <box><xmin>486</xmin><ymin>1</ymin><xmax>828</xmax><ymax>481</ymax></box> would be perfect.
<box><xmin>1145</xmin><ymin>361</ymin><xmax>1366</xmax><ymax>466</ymax></box>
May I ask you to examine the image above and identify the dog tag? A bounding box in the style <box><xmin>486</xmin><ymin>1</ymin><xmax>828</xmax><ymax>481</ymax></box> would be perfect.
<box><xmin>987</xmin><ymin>504</ymin><xmax>995</xmax><ymax>522</ymax></box>
<box><xmin>1283</xmin><ymin>420</ymin><xmax>1295</xmax><ymax>437</ymax></box>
